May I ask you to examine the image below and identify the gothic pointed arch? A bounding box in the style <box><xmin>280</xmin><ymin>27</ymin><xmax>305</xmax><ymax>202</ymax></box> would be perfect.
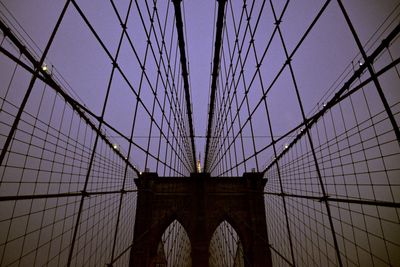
<box><xmin>209</xmin><ymin>220</ymin><xmax>245</xmax><ymax>267</ymax></box>
<box><xmin>158</xmin><ymin>219</ymin><xmax>192</xmax><ymax>267</ymax></box>
<box><xmin>130</xmin><ymin>173</ymin><xmax>271</xmax><ymax>267</ymax></box>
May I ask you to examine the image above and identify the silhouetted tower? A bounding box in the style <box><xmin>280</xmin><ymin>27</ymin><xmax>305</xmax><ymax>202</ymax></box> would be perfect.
<box><xmin>130</xmin><ymin>172</ymin><xmax>272</xmax><ymax>266</ymax></box>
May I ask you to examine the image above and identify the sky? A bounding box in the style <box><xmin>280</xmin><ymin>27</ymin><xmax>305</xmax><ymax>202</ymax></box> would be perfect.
<box><xmin>184</xmin><ymin>0</ymin><xmax>214</xmax><ymax>145</ymax></box>
<box><xmin>1</xmin><ymin>0</ymin><xmax>399</xmax><ymax>175</ymax></box>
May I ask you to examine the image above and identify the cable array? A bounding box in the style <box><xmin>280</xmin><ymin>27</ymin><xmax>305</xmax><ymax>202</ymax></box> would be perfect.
<box><xmin>204</xmin><ymin>0</ymin><xmax>400</xmax><ymax>266</ymax></box>
<box><xmin>0</xmin><ymin>0</ymin><xmax>195</xmax><ymax>265</ymax></box>
<box><xmin>0</xmin><ymin>0</ymin><xmax>399</xmax><ymax>266</ymax></box>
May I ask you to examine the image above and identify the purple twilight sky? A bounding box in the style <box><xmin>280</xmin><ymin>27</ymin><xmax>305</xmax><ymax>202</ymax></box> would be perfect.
<box><xmin>0</xmin><ymin>0</ymin><xmax>399</xmax><ymax>175</ymax></box>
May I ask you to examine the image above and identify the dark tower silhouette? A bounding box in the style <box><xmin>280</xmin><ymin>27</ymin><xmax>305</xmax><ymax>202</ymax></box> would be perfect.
<box><xmin>130</xmin><ymin>172</ymin><xmax>271</xmax><ymax>267</ymax></box>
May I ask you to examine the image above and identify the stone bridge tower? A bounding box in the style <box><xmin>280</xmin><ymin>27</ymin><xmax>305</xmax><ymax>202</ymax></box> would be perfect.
<box><xmin>129</xmin><ymin>172</ymin><xmax>272</xmax><ymax>267</ymax></box>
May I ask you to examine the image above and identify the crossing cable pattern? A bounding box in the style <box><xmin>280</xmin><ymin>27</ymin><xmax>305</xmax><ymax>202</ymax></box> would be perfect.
<box><xmin>0</xmin><ymin>0</ymin><xmax>195</xmax><ymax>266</ymax></box>
<box><xmin>204</xmin><ymin>0</ymin><xmax>400</xmax><ymax>266</ymax></box>
<box><xmin>0</xmin><ymin>0</ymin><xmax>399</xmax><ymax>267</ymax></box>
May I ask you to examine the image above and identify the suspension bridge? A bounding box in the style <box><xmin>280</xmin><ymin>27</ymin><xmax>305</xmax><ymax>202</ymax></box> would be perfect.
<box><xmin>0</xmin><ymin>0</ymin><xmax>399</xmax><ymax>266</ymax></box>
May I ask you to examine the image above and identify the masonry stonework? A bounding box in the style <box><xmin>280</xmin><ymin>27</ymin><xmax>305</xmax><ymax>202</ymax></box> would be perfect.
<box><xmin>129</xmin><ymin>172</ymin><xmax>272</xmax><ymax>267</ymax></box>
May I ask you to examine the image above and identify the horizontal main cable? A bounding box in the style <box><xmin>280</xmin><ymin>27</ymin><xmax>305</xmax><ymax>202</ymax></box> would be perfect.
<box><xmin>204</xmin><ymin>0</ymin><xmax>227</xmax><ymax>172</ymax></box>
<box><xmin>172</xmin><ymin>0</ymin><xmax>197</xmax><ymax>172</ymax></box>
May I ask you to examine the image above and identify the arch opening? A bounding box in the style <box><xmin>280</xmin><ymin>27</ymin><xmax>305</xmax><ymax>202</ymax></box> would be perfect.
<box><xmin>155</xmin><ymin>220</ymin><xmax>192</xmax><ymax>267</ymax></box>
<box><xmin>209</xmin><ymin>220</ymin><xmax>245</xmax><ymax>267</ymax></box>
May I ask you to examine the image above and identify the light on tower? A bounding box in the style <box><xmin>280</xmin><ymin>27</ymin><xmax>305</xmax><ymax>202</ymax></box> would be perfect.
<box><xmin>197</xmin><ymin>159</ymin><xmax>201</xmax><ymax>173</ymax></box>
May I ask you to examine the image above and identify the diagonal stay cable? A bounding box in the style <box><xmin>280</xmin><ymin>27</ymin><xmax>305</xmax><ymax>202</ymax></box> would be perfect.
<box><xmin>208</xmin><ymin>0</ymin><xmax>289</xmax><ymax>174</ymax></box>
<box><xmin>0</xmin><ymin>19</ymin><xmax>142</xmax><ymax>177</ymax></box>
<box><xmin>0</xmin><ymin>1</ymin><xmax>71</xmax><ymax>168</ymax></box>
<box><xmin>217</xmin><ymin>26</ymin><xmax>400</xmax><ymax>177</ymax></box>
<box><xmin>72</xmin><ymin>0</ymin><xmax>193</xmax><ymax>174</ymax></box>
<box><xmin>133</xmin><ymin>0</ymin><xmax>194</xmax><ymax>174</ymax></box>
<box><xmin>172</xmin><ymin>0</ymin><xmax>197</xmax><ymax>171</ymax></box>
<box><xmin>262</xmin><ymin>22</ymin><xmax>400</xmax><ymax>175</ymax></box>
<box><xmin>204</xmin><ymin>0</ymin><xmax>227</xmax><ymax>172</ymax></box>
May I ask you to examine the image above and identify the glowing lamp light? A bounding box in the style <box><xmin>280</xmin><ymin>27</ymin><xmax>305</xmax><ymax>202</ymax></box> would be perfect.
<box><xmin>112</xmin><ymin>144</ymin><xmax>118</xmax><ymax>150</ymax></box>
<box><xmin>41</xmin><ymin>64</ymin><xmax>48</xmax><ymax>72</ymax></box>
<box><xmin>284</xmin><ymin>144</ymin><xmax>289</xmax><ymax>149</ymax></box>
<box><xmin>197</xmin><ymin>159</ymin><xmax>201</xmax><ymax>173</ymax></box>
